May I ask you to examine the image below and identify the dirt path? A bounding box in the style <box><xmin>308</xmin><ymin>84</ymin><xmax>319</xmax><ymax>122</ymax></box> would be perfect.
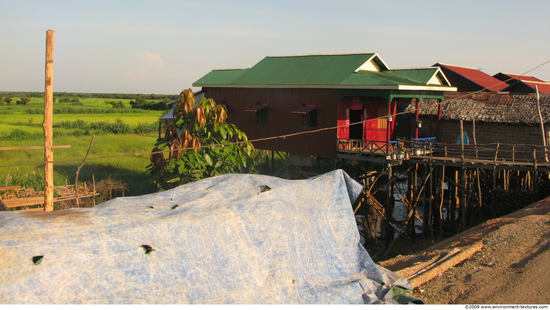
<box><xmin>378</xmin><ymin>196</ymin><xmax>550</xmax><ymax>304</ymax></box>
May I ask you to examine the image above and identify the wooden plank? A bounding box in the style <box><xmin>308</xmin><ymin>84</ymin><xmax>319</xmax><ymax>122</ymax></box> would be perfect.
<box><xmin>14</xmin><ymin>208</ymin><xmax>45</xmax><ymax>212</ymax></box>
<box><xmin>0</xmin><ymin>145</ymin><xmax>71</xmax><ymax>151</ymax></box>
<box><xmin>409</xmin><ymin>242</ymin><xmax>483</xmax><ymax>287</ymax></box>
<box><xmin>4</xmin><ymin>197</ymin><xmax>58</xmax><ymax>208</ymax></box>
<box><xmin>0</xmin><ymin>186</ymin><xmax>21</xmax><ymax>191</ymax></box>
<box><xmin>55</xmin><ymin>193</ymin><xmax>98</xmax><ymax>202</ymax></box>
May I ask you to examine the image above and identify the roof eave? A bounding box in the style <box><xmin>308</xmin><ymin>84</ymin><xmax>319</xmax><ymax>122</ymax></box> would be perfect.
<box><xmin>194</xmin><ymin>83</ymin><xmax>457</xmax><ymax>91</ymax></box>
<box><xmin>399</xmin><ymin>85</ymin><xmax>457</xmax><ymax>91</ymax></box>
<box><xmin>195</xmin><ymin>84</ymin><xmax>399</xmax><ymax>89</ymax></box>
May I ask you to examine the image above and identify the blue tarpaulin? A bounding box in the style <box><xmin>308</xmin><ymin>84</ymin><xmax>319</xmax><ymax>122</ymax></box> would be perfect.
<box><xmin>0</xmin><ymin>170</ymin><xmax>412</xmax><ymax>304</ymax></box>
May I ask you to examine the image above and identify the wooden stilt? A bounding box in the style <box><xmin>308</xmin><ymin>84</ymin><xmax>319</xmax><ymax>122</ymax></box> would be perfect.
<box><xmin>385</xmin><ymin>164</ymin><xmax>394</xmax><ymax>250</ymax></box>
<box><xmin>429</xmin><ymin>161</ymin><xmax>434</xmax><ymax>243</ymax></box>
<box><xmin>440</xmin><ymin>165</ymin><xmax>445</xmax><ymax>235</ymax></box>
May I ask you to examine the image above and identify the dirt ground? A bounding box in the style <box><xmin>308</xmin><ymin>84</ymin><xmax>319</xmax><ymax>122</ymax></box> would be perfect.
<box><xmin>378</xmin><ymin>195</ymin><xmax>550</xmax><ymax>304</ymax></box>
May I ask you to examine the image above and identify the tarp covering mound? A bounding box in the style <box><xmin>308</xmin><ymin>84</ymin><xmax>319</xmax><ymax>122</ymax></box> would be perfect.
<box><xmin>0</xmin><ymin>170</ymin><xmax>415</xmax><ymax>304</ymax></box>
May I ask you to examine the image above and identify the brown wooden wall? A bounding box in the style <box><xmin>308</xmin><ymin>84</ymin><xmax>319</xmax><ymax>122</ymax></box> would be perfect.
<box><xmin>203</xmin><ymin>87</ymin><xmax>340</xmax><ymax>158</ymax></box>
<box><xmin>437</xmin><ymin>119</ymin><xmax>550</xmax><ymax>146</ymax></box>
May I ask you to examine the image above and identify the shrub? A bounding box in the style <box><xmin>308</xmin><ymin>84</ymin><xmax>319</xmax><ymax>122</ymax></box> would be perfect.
<box><xmin>4</xmin><ymin>169</ymin><xmax>45</xmax><ymax>191</ymax></box>
<box><xmin>134</xmin><ymin>122</ymin><xmax>158</xmax><ymax>134</ymax></box>
<box><xmin>1</xmin><ymin>129</ymin><xmax>42</xmax><ymax>141</ymax></box>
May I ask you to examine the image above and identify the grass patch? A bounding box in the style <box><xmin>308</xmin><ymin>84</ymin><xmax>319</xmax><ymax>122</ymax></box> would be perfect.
<box><xmin>0</xmin><ymin>133</ymin><xmax>160</xmax><ymax>196</ymax></box>
<box><xmin>0</xmin><ymin>95</ymin><xmax>174</xmax><ymax>199</ymax></box>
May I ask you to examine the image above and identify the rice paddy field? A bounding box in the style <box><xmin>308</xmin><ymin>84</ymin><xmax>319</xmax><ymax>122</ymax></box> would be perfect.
<box><xmin>0</xmin><ymin>94</ymin><xmax>306</xmax><ymax>202</ymax></box>
<box><xmin>0</xmin><ymin>95</ymin><xmax>169</xmax><ymax>196</ymax></box>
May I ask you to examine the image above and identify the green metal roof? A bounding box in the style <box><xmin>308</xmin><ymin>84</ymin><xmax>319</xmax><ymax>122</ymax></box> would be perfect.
<box><xmin>230</xmin><ymin>53</ymin><xmax>378</xmax><ymax>85</ymax></box>
<box><xmin>387</xmin><ymin>68</ymin><xmax>445</xmax><ymax>85</ymax></box>
<box><xmin>193</xmin><ymin>53</ymin><xmax>456</xmax><ymax>91</ymax></box>
<box><xmin>341</xmin><ymin>70</ymin><xmax>424</xmax><ymax>86</ymax></box>
<box><xmin>193</xmin><ymin>68</ymin><xmax>249</xmax><ymax>85</ymax></box>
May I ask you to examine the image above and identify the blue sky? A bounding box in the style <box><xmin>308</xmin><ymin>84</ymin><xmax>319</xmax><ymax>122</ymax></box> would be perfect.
<box><xmin>1</xmin><ymin>0</ymin><xmax>549</xmax><ymax>94</ymax></box>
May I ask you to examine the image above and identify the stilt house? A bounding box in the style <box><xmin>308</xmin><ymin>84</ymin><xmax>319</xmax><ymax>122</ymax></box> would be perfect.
<box><xmin>193</xmin><ymin>53</ymin><xmax>456</xmax><ymax>161</ymax></box>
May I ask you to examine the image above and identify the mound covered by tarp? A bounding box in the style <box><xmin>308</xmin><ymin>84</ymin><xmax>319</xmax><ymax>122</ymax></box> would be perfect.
<box><xmin>0</xmin><ymin>170</ymin><xmax>415</xmax><ymax>304</ymax></box>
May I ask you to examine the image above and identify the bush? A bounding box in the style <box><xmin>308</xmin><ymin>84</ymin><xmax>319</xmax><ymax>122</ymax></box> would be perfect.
<box><xmin>0</xmin><ymin>129</ymin><xmax>42</xmax><ymax>141</ymax></box>
<box><xmin>4</xmin><ymin>169</ymin><xmax>45</xmax><ymax>191</ymax></box>
<box><xmin>26</xmin><ymin>108</ymin><xmax>148</xmax><ymax>114</ymax></box>
<box><xmin>108</xmin><ymin>101</ymin><xmax>125</xmax><ymax>109</ymax></box>
<box><xmin>134</xmin><ymin>122</ymin><xmax>158</xmax><ymax>134</ymax></box>
<box><xmin>88</xmin><ymin>120</ymin><xmax>133</xmax><ymax>134</ymax></box>
<box><xmin>54</xmin><ymin>119</ymin><xmax>90</xmax><ymax>129</ymax></box>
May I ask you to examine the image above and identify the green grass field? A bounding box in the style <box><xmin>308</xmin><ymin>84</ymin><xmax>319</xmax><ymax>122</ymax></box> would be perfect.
<box><xmin>0</xmin><ymin>133</ymin><xmax>160</xmax><ymax>193</ymax></box>
<box><xmin>0</xmin><ymin>97</ymin><xmax>169</xmax><ymax>197</ymax></box>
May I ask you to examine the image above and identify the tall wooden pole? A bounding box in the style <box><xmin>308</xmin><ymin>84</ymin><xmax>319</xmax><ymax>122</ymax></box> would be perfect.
<box><xmin>535</xmin><ymin>85</ymin><xmax>547</xmax><ymax>162</ymax></box>
<box><xmin>385</xmin><ymin>164</ymin><xmax>394</xmax><ymax>250</ymax></box>
<box><xmin>459</xmin><ymin>119</ymin><xmax>466</xmax><ymax>231</ymax></box>
<box><xmin>414</xmin><ymin>99</ymin><xmax>419</xmax><ymax>140</ymax></box>
<box><xmin>43</xmin><ymin>30</ymin><xmax>55</xmax><ymax>212</ymax></box>
<box><xmin>386</xmin><ymin>100</ymin><xmax>391</xmax><ymax>154</ymax></box>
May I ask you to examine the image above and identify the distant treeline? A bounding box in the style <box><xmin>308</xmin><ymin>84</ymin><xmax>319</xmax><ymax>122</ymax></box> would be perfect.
<box><xmin>26</xmin><ymin>108</ymin><xmax>151</xmax><ymax>114</ymax></box>
<box><xmin>0</xmin><ymin>120</ymin><xmax>159</xmax><ymax>141</ymax></box>
<box><xmin>1</xmin><ymin>92</ymin><xmax>179</xmax><ymax>101</ymax></box>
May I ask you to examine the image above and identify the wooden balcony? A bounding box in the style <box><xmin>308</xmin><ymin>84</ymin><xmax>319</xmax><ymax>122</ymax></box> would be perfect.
<box><xmin>337</xmin><ymin>138</ymin><xmax>550</xmax><ymax>171</ymax></box>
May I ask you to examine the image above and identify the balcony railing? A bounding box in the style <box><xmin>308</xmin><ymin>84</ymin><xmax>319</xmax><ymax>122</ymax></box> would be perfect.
<box><xmin>337</xmin><ymin>138</ymin><xmax>550</xmax><ymax>168</ymax></box>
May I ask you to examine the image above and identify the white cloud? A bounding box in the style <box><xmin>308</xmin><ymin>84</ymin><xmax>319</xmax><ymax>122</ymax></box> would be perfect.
<box><xmin>138</xmin><ymin>52</ymin><xmax>166</xmax><ymax>71</ymax></box>
<box><xmin>125</xmin><ymin>51</ymin><xmax>166</xmax><ymax>79</ymax></box>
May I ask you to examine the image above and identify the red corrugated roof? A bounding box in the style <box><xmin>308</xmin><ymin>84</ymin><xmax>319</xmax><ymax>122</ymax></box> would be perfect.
<box><xmin>437</xmin><ymin>63</ymin><xmax>507</xmax><ymax>92</ymax></box>
<box><xmin>495</xmin><ymin>72</ymin><xmax>544</xmax><ymax>83</ymax></box>
<box><xmin>520</xmin><ymin>81</ymin><xmax>550</xmax><ymax>94</ymax></box>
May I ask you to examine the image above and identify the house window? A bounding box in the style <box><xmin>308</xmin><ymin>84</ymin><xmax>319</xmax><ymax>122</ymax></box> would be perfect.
<box><xmin>245</xmin><ymin>102</ymin><xmax>268</xmax><ymax>124</ymax></box>
<box><xmin>291</xmin><ymin>104</ymin><xmax>317</xmax><ymax>130</ymax></box>
<box><xmin>304</xmin><ymin>109</ymin><xmax>317</xmax><ymax>128</ymax></box>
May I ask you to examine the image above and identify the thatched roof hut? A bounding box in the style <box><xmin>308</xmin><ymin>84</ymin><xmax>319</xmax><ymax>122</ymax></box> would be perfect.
<box><xmin>407</xmin><ymin>93</ymin><xmax>550</xmax><ymax>124</ymax></box>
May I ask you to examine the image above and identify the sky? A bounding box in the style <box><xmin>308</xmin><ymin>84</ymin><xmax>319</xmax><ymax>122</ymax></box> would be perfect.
<box><xmin>1</xmin><ymin>0</ymin><xmax>549</xmax><ymax>95</ymax></box>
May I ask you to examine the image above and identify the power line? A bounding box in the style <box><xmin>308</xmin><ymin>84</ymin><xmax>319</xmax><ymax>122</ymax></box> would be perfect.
<box><xmin>1</xmin><ymin>60</ymin><xmax>549</xmax><ymax>169</ymax></box>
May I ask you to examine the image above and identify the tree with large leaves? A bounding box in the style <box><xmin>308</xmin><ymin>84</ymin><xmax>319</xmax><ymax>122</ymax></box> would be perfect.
<box><xmin>149</xmin><ymin>89</ymin><xmax>256</xmax><ymax>189</ymax></box>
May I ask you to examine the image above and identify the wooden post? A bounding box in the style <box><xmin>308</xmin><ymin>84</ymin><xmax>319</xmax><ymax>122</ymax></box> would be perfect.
<box><xmin>407</xmin><ymin>166</ymin><xmax>413</xmax><ymax>242</ymax></box>
<box><xmin>533</xmin><ymin>147</ymin><xmax>539</xmax><ymax>196</ymax></box>
<box><xmin>460</xmin><ymin>120</ymin><xmax>465</xmax><ymax>161</ymax></box>
<box><xmin>93</xmin><ymin>175</ymin><xmax>96</xmax><ymax>206</ymax></box>
<box><xmin>535</xmin><ymin>85</ymin><xmax>548</xmax><ymax>162</ymax></box>
<box><xmin>414</xmin><ymin>99</ymin><xmax>419</xmax><ymax>140</ymax></box>
<box><xmin>74</xmin><ymin>135</ymin><xmax>95</xmax><ymax>208</ymax></box>
<box><xmin>411</xmin><ymin>164</ymin><xmax>418</xmax><ymax>244</ymax></box>
<box><xmin>429</xmin><ymin>157</ymin><xmax>434</xmax><ymax>243</ymax></box>
<box><xmin>437</xmin><ymin>99</ymin><xmax>442</xmax><ymax>138</ymax></box>
<box><xmin>459</xmin><ymin>120</ymin><xmax>466</xmax><ymax>231</ymax></box>
<box><xmin>386</xmin><ymin>100</ymin><xmax>391</xmax><ymax>154</ymax></box>
<box><xmin>385</xmin><ymin>164</ymin><xmax>394</xmax><ymax>250</ymax></box>
<box><xmin>473</xmin><ymin>120</ymin><xmax>478</xmax><ymax>159</ymax></box>
<box><xmin>439</xmin><ymin>165</ymin><xmax>445</xmax><ymax>234</ymax></box>
<box><xmin>43</xmin><ymin>30</ymin><xmax>55</xmax><ymax>212</ymax></box>
<box><xmin>271</xmin><ymin>151</ymin><xmax>275</xmax><ymax>175</ymax></box>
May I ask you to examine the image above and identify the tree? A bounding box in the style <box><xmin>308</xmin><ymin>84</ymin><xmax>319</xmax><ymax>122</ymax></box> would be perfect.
<box><xmin>17</xmin><ymin>97</ymin><xmax>30</xmax><ymax>105</ymax></box>
<box><xmin>148</xmin><ymin>89</ymin><xmax>255</xmax><ymax>189</ymax></box>
<box><xmin>4</xmin><ymin>96</ymin><xmax>12</xmax><ymax>105</ymax></box>
<box><xmin>108</xmin><ymin>101</ymin><xmax>125</xmax><ymax>109</ymax></box>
